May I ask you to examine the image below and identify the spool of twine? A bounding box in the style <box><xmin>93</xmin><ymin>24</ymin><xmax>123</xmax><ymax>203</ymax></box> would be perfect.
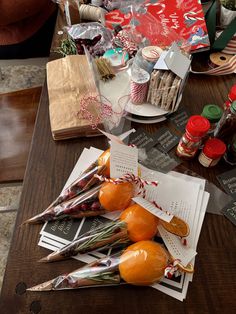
<box><xmin>208</xmin><ymin>52</ymin><xmax>233</xmax><ymax>68</ymax></box>
<box><xmin>130</xmin><ymin>80</ymin><xmax>148</xmax><ymax>104</ymax></box>
<box><xmin>130</xmin><ymin>68</ymin><xmax>150</xmax><ymax>105</ymax></box>
<box><xmin>79</xmin><ymin>4</ymin><xmax>106</xmax><ymax>22</ymax></box>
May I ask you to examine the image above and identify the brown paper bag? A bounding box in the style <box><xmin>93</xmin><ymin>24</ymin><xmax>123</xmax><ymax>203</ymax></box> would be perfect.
<box><xmin>47</xmin><ymin>55</ymin><xmax>102</xmax><ymax>140</ymax></box>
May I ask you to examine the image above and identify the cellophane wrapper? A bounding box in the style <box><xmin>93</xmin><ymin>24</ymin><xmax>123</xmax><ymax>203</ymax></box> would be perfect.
<box><xmin>41</xmin><ymin>219</ymin><xmax>130</xmax><ymax>262</ymax></box>
<box><xmin>29</xmin><ymin>242</ymin><xmax>169</xmax><ymax>291</ymax></box>
<box><xmin>75</xmin><ymin>1</ymin><xmax>192</xmax><ymax>136</ymax></box>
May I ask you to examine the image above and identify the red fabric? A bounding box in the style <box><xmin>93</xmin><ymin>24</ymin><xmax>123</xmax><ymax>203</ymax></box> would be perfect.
<box><xmin>0</xmin><ymin>1</ymin><xmax>56</xmax><ymax>45</ymax></box>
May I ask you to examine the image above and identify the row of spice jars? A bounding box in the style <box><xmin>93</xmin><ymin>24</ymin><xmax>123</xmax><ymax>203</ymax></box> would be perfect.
<box><xmin>176</xmin><ymin>84</ymin><xmax>236</xmax><ymax>167</ymax></box>
<box><xmin>176</xmin><ymin>115</ymin><xmax>228</xmax><ymax>167</ymax></box>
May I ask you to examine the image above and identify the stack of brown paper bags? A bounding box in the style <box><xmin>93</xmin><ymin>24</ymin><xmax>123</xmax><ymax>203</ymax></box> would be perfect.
<box><xmin>47</xmin><ymin>55</ymin><xmax>102</xmax><ymax>140</ymax></box>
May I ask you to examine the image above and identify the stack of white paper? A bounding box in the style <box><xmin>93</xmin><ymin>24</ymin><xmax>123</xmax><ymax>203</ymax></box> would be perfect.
<box><xmin>39</xmin><ymin>147</ymin><xmax>209</xmax><ymax>301</ymax></box>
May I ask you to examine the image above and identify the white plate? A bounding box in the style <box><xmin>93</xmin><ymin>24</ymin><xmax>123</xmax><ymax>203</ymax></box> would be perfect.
<box><xmin>125</xmin><ymin>100</ymin><xmax>169</xmax><ymax>117</ymax></box>
<box><xmin>125</xmin><ymin>115</ymin><xmax>167</xmax><ymax>124</ymax></box>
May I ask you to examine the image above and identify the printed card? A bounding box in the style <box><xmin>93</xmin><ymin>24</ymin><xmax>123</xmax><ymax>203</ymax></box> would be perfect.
<box><xmin>128</xmin><ymin>128</ymin><xmax>158</xmax><ymax>151</ymax></box>
<box><xmin>221</xmin><ymin>200</ymin><xmax>236</xmax><ymax>226</ymax></box>
<box><xmin>41</xmin><ymin>218</ymin><xmax>82</xmax><ymax>244</ymax></box>
<box><xmin>110</xmin><ymin>141</ymin><xmax>138</xmax><ymax>178</ymax></box>
<box><xmin>217</xmin><ymin>168</ymin><xmax>236</xmax><ymax>199</ymax></box>
<box><xmin>140</xmin><ymin>147</ymin><xmax>180</xmax><ymax>173</ymax></box>
<box><xmin>133</xmin><ymin>196</ymin><xmax>173</xmax><ymax>223</ymax></box>
<box><xmin>169</xmin><ymin>108</ymin><xmax>190</xmax><ymax>132</ymax></box>
<box><xmin>154</xmin><ymin>127</ymin><xmax>180</xmax><ymax>153</ymax></box>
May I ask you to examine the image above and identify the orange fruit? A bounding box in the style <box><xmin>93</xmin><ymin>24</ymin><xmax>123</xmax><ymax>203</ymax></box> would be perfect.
<box><xmin>98</xmin><ymin>181</ymin><xmax>134</xmax><ymax>212</ymax></box>
<box><xmin>120</xmin><ymin>204</ymin><xmax>159</xmax><ymax>242</ymax></box>
<box><xmin>98</xmin><ymin>149</ymin><xmax>110</xmax><ymax>177</ymax></box>
<box><xmin>119</xmin><ymin>241</ymin><xmax>169</xmax><ymax>285</ymax></box>
<box><xmin>159</xmin><ymin>216</ymin><xmax>190</xmax><ymax>237</ymax></box>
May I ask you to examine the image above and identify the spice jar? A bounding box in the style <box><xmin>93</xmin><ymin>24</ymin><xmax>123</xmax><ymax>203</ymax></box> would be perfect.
<box><xmin>201</xmin><ymin>104</ymin><xmax>223</xmax><ymax>133</ymax></box>
<box><xmin>198</xmin><ymin>138</ymin><xmax>226</xmax><ymax>167</ymax></box>
<box><xmin>223</xmin><ymin>84</ymin><xmax>236</xmax><ymax>110</ymax></box>
<box><xmin>132</xmin><ymin>46</ymin><xmax>162</xmax><ymax>74</ymax></box>
<box><xmin>224</xmin><ymin>136</ymin><xmax>236</xmax><ymax>166</ymax></box>
<box><xmin>176</xmin><ymin>115</ymin><xmax>210</xmax><ymax>159</ymax></box>
<box><xmin>213</xmin><ymin>101</ymin><xmax>236</xmax><ymax>143</ymax></box>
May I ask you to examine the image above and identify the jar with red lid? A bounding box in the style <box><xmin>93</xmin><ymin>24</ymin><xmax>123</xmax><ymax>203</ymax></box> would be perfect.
<box><xmin>198</xmin><ymin>138</ymin><xmax>226</xmax><ymax>167</ymax></box>
<box><xmin>223</xmin><ymin>84</ymin><xmax>236</xmax><ymax>110</ymax></box>
<box><xmin>176</xmin><ymin>115</ymin><xmax>210</xmax><ymax>159</ymax></box>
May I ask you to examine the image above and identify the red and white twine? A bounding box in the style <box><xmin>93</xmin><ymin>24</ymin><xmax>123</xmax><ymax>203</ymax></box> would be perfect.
<box><xmin>94</xmin><ymin>172</ymin><xmax>158</xmax><ymax>198</ymax></box>
<box><xmin>78</xmin><ymin>94</ymin><xmax>124</xmax><ymax>129</ymax></box>
<box><xmin>165</xmin><ymin>259</ymin><xmax>182</xmax><ymax>279</ymax></box>
<box><xmin>130</xmin><ymin>79</ymin><xmax>148</xmax><ymax>104</ymax></box>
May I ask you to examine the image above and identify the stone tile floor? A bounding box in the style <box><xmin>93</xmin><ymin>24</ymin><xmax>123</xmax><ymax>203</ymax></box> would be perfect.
<box><xmin>0</xmin><ymin>184</ymin><xmax>22</xmax><ymax>292</ymax></box>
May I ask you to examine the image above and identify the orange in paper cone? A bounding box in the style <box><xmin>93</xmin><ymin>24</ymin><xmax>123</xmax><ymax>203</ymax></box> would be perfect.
<box><xmin>99</xmin><ymin>181</ymin><xmax>134</xmax><ymax>212</ymax></box>
<box><xmin>119</xmin><ymin>241</ymin><xmax>169</xmax><ymax>285</ymax></box>
<box><xmin>120</xmin><ymin>204</ymin><xmax>159</xmax><ymax>242</ymax></box>
<box><xmin>98</xmin><ymin>149</ymin><xmax>110</xmax><ymax>177</ymax></box>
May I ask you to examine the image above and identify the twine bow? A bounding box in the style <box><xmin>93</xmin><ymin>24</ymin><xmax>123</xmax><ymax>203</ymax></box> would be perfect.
<box><xmin>94</xmin><ymin>172</ymin><xmax>158</xmax><ymax>198</ymax></box>
<box><xmin>165</xmin><ymin>259</ymin><xmax>182</xmax><ymax>279</ymax></box>
<box><xmin>79</xmin><ymin>94</ymin><xmax>124</xmax><ymax>129</ymax></box>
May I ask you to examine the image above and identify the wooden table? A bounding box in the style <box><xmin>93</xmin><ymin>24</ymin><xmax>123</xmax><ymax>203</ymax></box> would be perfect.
<box><xmin>1</xmin><ymin>70</ymin><xmax>235</xmax><ymax>314</ymax></box>
<box><xmin>0</xmin><ymin>13</ymin><xmax>236</xmax><ymax>311</ymax></box>
<box><xmin>0</xmin><ymin>87</ymin><xmax>41</xmax><ymax>182</ymax></box>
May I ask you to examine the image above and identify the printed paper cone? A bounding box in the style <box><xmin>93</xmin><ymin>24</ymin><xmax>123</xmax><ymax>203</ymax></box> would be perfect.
<box><xmin>39</xmin><ymin>220</ymin><xmax>129</xmax><ymax>263</ymax></box>
<box><xmin>28</xmin><ymin>241</ymin><xmax>169</xmax><ymax>291</ymax></box>
<box><xmin>24</xmin><ymin>181</ymin><xmax>134</xmax><ymax>224</ymax></box>
<box><xmin>31</xmin><ymin>149</ymin><xmax>111</xmax><ymax>224</ymax></box>
<box><xmin>45</xmin><ymin>162</ymin><xmax>106</xmax><ymax>211</ymax></box>
<box><xmin>24</xmin><ymin>185</ymin><xmax>105</xmax><ymax>224</ymax></box>
<box><xmin>28</xmin><ymin>255</ymin><xmax>121</xmax><ymax>291</ymax></box>
<box><xmin>40</xmin><ymin>204</ymin><xmax>159</xmax><ymax>263</ymax></box>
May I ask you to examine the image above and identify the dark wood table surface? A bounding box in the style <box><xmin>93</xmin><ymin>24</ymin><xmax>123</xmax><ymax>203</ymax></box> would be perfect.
<box><xmin>0</xmin><ymin>87</ymin><xmax>41</xmax><ymax>182</ymax></box>
<box><xmin>1</xmin><ymin>38</ymin><xmax>236</xmax><ymax>314</ymax></box>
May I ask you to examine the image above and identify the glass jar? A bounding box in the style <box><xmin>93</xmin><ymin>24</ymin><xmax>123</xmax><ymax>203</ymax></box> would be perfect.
<box><xmin>131</xmin><ymin>46</ymin><xmax>162</xmax><ymax>74</ymax></box>
<box><xmin>224</xmin><ymin>136</ymin><xmax>236</xmax><ymax>166</ymax></box>
<box><xmin>223</xmin><ymin>84</ymin><xmax>236</xmax><ymax>110</ymax></box>
<box><xmin>176</xmin><ymin>115</ymin><xmax>210</xmax><ymax>159</ymax></box>
<box><xmin>198</xmin><ymin>138</ymin><xmax>226</xmax><ymax>167</ymax></box>
<box><xmin>213</xmin><ymin>101</ymin><xmax>236</xmax><ymax>143</ymax></box>
<box><xmin>201</xmin><ymin>104</ymin><xmax>223</xmax><ymax>133</ymax></box>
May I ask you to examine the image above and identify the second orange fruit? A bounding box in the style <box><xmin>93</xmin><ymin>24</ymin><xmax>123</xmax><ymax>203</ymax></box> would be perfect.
<box><xmin>120</xmin><ymin>204</ymin><xmax>159</xmax><ymax>242</ymax></box>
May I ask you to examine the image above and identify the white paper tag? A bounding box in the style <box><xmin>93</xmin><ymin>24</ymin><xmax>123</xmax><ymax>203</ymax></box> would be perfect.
<box><xmin>98</xmin><ymin>129</ymin><xmax>124</xmax><ymax>144</ymax></box>
<box><xmin>132</xmin><ymin>196</ymin><xmax>173</xmax><ymax>223</ymax></box>
<box><xmin>110</xmin><ymin>141</ymin><xmax>138</xmax><ymax>178</ymax></box>
<box><xmin>164</xmin><ymin>43</ymin><xmax>191</xmax><ymax>79</ymax></box>
<box><xmin>154</xmin><ymin>50</ymin><xmax>169</xmax><ymax>70</ymax></box>
<box><xmin>158</xmin><ymin>225</ymin><xmax>197</xmax><ymax>267</ymax></box>
<box><xmin>98</xmin><ymin>129</ymin><xmax>136</xmax><ymax>144</ymax></box>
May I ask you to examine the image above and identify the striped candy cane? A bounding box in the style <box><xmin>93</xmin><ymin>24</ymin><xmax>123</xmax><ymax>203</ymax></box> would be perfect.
<box><xmin>184</xmin><ymin>10</ymin><xmax>204</xmax><ymax>22</ymax></box>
